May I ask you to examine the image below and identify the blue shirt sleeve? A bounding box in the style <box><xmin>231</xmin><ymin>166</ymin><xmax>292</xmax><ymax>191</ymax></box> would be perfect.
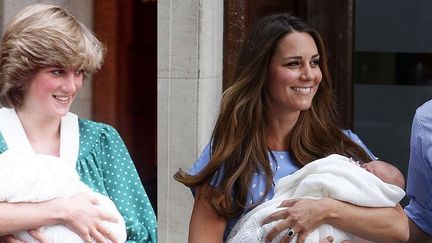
<box><xmin>189</xmin><ymin>131</ymin><xmax>376</xmax><ymax>195</ymax></box>
<box><xmin>404</xmin><ymin>101</ymin><xmax>432</xmax><ymax>235</ymax></box>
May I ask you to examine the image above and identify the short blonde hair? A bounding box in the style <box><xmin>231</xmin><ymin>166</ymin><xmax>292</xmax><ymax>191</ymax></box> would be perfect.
<box><xmin>0</xmin><ymin>4</ymin><xmax>104</xmax><ymax>108</ymax></box>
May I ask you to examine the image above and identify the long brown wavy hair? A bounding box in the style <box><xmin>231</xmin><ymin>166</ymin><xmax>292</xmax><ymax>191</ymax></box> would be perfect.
<box><xmin>175</xmin><ymin>13</ymin><xmax>372</xmax><ymax>219</ymax></box>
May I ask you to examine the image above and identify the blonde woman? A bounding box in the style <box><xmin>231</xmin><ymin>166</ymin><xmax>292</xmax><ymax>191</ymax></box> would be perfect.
<box><xmin>0</xmin><ymin>4</ymin><xmax>156</xmax><ymax>243</ymax></box>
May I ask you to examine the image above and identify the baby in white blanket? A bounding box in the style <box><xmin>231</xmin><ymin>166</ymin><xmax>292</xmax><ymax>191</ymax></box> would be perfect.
<box><xmin>0</xmin><ymin>149</ymin><xmax>127</xmax><ymax>243</ymax></box>
<box><xmin>227</xmin><ymin>154</ymin><xmax>405</xmax><ymax>243</ymax></box>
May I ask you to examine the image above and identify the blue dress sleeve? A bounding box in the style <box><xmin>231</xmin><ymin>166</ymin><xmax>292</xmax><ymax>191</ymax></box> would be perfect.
<box><xmin>188</xmin><ymin>142</ymin><xmax>225</xmax><ymax>195</ymax></box>
<box><xmin>343</xmin><ymin>129</ymin><xmax>378</xmax><ymax>160</ymax></box>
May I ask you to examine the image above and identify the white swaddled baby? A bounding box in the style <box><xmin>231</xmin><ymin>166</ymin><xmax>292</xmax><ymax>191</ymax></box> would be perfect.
<box><xmin>227</xmin><ymin>154</ymin><xmax>406</xmax><ymax>243</ymax></box>
<box><xmin>0</xmin><ymin>148</ymin><xmax>127</xmax><ymax>243</ymax></box>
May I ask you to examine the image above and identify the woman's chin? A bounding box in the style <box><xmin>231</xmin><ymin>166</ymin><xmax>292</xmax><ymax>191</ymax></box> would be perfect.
<box><xmin>53</xmin><ymin>107</ymin><xmax>71</xmax><ymax>117</ymax></box>
<box><xmin>297</xmin><ymin>103</ymin><xmax>313</xmax><ymax>111</ymax></box>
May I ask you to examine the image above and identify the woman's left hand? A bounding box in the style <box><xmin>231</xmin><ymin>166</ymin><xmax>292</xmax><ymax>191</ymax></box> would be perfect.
<box><xmin>0</xmin><ymin>230</ymin><xmax>50</xmax><ymax>243</ymax></box>
<box><xmin>0</xmin><ymin>235</ymin><xmax>24</xmax><ymax>243</ymax></box>
<box><xmin>262</xmin><ymin>198</ymin><xmax>329</xmax><ymax>243</ymax></box>
<box><xmin>28</xmin><ymin>229</ymin><xmax>51</xmax><ymax>243</ymax></box>
<box><xmin>319</xmin><ymin>236</ymin><xmax>350</xmax><ymax>243</ymax></box>
<box><xmin>319</xmin><ymin>236</ymin><xmax>334</xmax><ymax>243</ymax></box>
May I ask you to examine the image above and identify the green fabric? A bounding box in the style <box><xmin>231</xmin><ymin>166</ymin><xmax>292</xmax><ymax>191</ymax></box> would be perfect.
<box><xmin>0</xmin><ymin>118</ymin><xmax>157</xmax><ymax>243</ymax></box>
<box><xmin>0</xmin><ymin>135</ymin><xmax>6</xmax><ymax>153</ymax></box>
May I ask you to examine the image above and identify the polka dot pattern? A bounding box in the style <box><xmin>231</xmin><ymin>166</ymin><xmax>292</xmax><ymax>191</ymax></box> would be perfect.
<box><xmin>75</xmin><ymin>119</ymin><xmax>157</xmax><ymax>242</ymax></box>
<box><xmin>0</xmin><ymin>119</ymin><xmax>157</xmax><ymax>242</ymax></box>
<box><xmin>0</xmin><ymin>136</ymin><xmax>6</xmax><ymax>153</ymax></box>
<box><xmin>189</xmin><ymin>131</ymin><xmax>376</xmax><ymax>241</ymax></box>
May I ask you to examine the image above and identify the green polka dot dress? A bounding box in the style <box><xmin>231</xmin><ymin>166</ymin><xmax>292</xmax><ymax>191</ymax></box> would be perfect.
<box><xmin>0</xmin><ymin>117</ymin><xmax>157</xmax><ymax>243</ymax></box>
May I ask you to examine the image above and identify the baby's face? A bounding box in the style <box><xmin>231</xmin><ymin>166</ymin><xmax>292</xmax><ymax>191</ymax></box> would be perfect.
<box><xmin>361</xmin><ymin>160</ymin><xmax>405</xmax><ymax>189</ymax></box>
<box><xmin>361</xmin><ymin>161</ymin><xmax>390</xmax><ymax>182</ymax></box>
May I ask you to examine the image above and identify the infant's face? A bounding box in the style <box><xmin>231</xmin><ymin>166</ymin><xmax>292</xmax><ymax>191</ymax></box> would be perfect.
<box><xmin>361</xmin><ymin>160</ymin><xmax>405</xmax><ymax>189</ymax></box>
<box><xmin>361</xmin><ymin>161</ymin><xmax>387</xmax><ymax>180</ymax></box>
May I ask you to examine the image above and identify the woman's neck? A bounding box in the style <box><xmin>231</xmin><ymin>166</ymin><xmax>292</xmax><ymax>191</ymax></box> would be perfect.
<box><xmin>267</xmin><ymin>110</ymin><xmax>300</xmax><ymax>151</ymax></box>
<box><xmin>16</xmin><ymin>109</ymin><xmax>61</xmax><ymax>156</ymax></box>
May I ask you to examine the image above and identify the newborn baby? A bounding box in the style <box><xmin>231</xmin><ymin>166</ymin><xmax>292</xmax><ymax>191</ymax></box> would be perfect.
<box><xmin>0</xmin><ymin>148</ymin><xmax>126</xmax><ymax>243</ymax></box>
<box><xmin>227</xmin><ymin>154</ymin><xmax>405</xmax><ymax>243</ymax></box>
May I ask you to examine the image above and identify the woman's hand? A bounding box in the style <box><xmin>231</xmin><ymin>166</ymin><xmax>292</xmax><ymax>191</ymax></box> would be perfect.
<box><xmin>319</xmin><ymin>236</ymin><xmax>350</xmax><ymax>243</ymax></box>
<box><xmin>0</xmin><ymin>229</ymin><xmax>50</xmax><ymax>243</ymax></box>
<box><xmin>319</xmin><ymin>236</ymin><xmax>334</xmax><ymax>243</ymax></box>
<box><xmin>0</xmin><ymin>235</ymin><xmax>25</xmax><ymax>243</ymax></box>
<box><xmin>262</xmin><ymin>197</ymin><xmax>408</xmax><ymax>242</ymax></box>
<box><xmin>54</xmin><ymin>192</ymin><xmax>120</xmax><ymax>243</ymax></box>
<box><xmin>262</xmin><ymin>198</ymin><xmax>328</xmax><ymax>243</ymax></box>
<box><xmin>28</xmin><ymin>229</ymin><xmax>51</xmax><ymax>243</ymax></box>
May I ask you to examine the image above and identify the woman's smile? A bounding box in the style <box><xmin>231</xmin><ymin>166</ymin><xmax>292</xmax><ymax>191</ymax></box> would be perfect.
<box><xmin>52</xmin><ymin>94</ymin><xmax>72</xmax><ymax>103</ymax></box>
<box><xmin>291</xmin><ymin>86</ymin><xmax>313</xmax><ymax>94</ymax></box>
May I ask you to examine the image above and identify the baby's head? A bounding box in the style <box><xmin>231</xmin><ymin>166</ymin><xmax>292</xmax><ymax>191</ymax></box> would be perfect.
<box><xmin>361</xmin><ymin>161</ymin><xmax>405</xmax><ymax>189</ymax></box>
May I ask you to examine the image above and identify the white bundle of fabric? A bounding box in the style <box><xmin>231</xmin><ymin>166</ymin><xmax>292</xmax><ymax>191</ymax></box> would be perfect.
<box><xmin>0</xmin><ymin>148</ymin><xmax>127</xmax><ymax>243</ymax></box>
<box><xmin>227</xmin><ymin>154</ymin><xmax>405</xmax><ymax>243</ymax></box>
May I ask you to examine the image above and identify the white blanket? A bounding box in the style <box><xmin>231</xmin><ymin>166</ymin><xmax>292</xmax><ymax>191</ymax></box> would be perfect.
<box><xmin>227</xmin><ymin>154</ymin><xmax>405</xmax><ymax>243</ymax></box>
<box><xmin>0</xmin><ymin>149</ymin><xmax>127</xmax><ymax>243</ymax></box>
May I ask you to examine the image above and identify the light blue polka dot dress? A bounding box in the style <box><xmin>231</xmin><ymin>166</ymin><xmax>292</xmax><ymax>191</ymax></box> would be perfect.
<box><xmin>189</xmin><ymin>130</ymin><xmax>376</xmax><ymax>241</ymax></box>
<box><xmin>0</xmin><ymin>118</ymin><xmax>157</xmax><ymax>243</ymax></box>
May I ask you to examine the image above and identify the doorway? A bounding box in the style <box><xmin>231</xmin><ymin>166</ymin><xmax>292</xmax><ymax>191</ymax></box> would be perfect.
<box><xmin>93</xmin><ymin>0</ymin><xmax>157</xmax><ymax>210</ymax></box>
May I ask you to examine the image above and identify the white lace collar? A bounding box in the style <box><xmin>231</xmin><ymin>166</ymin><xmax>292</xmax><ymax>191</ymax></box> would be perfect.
<box><xmin>0</xmin><ymin>108</ymin><xmax>79</xmax><ymax>169</ymax></box>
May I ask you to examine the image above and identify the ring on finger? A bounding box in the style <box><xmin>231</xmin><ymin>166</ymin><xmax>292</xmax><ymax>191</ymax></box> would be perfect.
<box><xmin>287</xmin><ymin>228</ymin><xmax>296</xmax><ymax>238</ymax></box>
<box><xmin>84</xmin><ymin>239</ymin><xmax>93</xmax><ymax>243</ymax></box>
